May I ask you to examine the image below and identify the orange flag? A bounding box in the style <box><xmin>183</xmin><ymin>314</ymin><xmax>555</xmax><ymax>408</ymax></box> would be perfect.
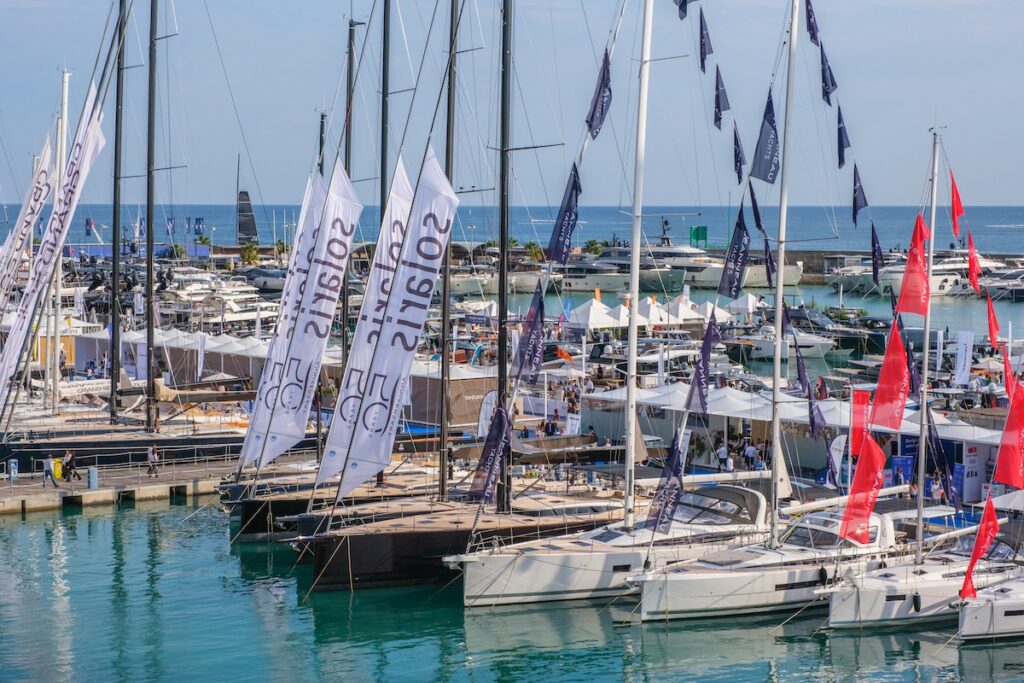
<box><xmin>555</xmin><ymin>346</ymin><xmax>573</xmax><ymax>363</ymax></box>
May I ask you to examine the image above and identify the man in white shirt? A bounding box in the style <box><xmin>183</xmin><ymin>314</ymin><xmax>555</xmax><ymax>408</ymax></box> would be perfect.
<box><xmin>743</xmin><ymin>442</ymin><xmax>758</xmax><ymax>470</ymax></box>
<box><xmin>716</xmin><ymin>444</ymin><xmax>729</xmax><ymax>472</ymax></box>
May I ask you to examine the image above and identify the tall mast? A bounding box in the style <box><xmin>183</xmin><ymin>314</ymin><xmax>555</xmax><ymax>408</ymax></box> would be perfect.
<box><xmin>145</xmin><ymin>0</ymin><xmax>158</xmax><ymax>432</ymax></box>
<box><xmin>769</xmin><ymin>0</ymin><xmax>800</xmax><ymax>547</ymax></box>
<box><xmin>110</xmin><ymin>0</ymin><xmax>127</xmax><ymax>423</ymax></box>
<box><xmin>377</xmin><ymin>0</ymin><xmax>391</xmax><ymax>486</ymax></box>
<box><xmin>438</xmin><ymin>0</ymin><xmax>458</xmax><ymax>501</ymax></box>
<box><xmin>622</xmin><ymin>0</ymin><xmax>655</xmax><ymax>531</ymax></box>
<box><xmin>315</xmin><ymin>112</ymin><xmax>327</xmax><ymax>464</ymax></box>
<box><xmin>916</xmin><ymin>130</ymin><xmax>940</xmax><ymax>564</ymax></box>
<box><xmin>495</xmin><ymin>0</ymin><xmax>513</xmax><ymax>514</ymax></box>
<box><xmin>341</xmin><ymin>19</ymin><xmax>362</xmax><ymax>370</ymax></box>
<box><xmin>50</xmin><ymin>70</ymin><xmax>69</xmax><ymax>414</ymax></box>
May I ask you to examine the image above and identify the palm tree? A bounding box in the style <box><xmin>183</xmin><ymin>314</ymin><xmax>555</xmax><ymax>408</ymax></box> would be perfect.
<box><xmin>195</xmin><ymin>235</ymin><xmax>212</xmax><ymax>246</ymax></box>
<box><xmin>275</xmin><ymin>239</ymin><xmax>289</xmax><ymax>258</ymax></box>
<box><xmin>584</xmin><ymin>239</ymin><xmax>604</xmax><ymax>255</ymax></box>
<box><xmin>170</xmin><ymin>243</ymin><xmax>189</xmax><ymax>260</ymax></box>
<box><xmin>239</xmin><ymin>243</ymin><xmax>260</xmax><ymax>266</ymax></box>
<box><xmin>523</xmin><ymin>241</ymin><xmax>544</xmax><ymax>261</ymax></box>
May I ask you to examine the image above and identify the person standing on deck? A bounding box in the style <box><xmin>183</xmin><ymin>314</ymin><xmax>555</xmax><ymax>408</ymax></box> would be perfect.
<box><xmin>146</xmin><ymin>444</ymin><xmax>159</xmax><ymax>478</ymax></box>
<box><xmin>42</xmin><ymin>455</ymin><xmax>59</xmax><ymax>488</ymax></box>
<box><xmin>63</xmin><ymin>449</ymin><xmax>82</xmax><ymax>481</ymax></box>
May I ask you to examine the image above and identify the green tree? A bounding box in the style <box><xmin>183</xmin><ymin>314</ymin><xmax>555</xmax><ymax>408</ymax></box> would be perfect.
<box><xmin>508</xmin><ymin>238</ymin><xmax>519</xmax><ymax>248</ymax></box>
<box><xmin>524</xmin><ymin>241</ymin><xmax>544</xmax><ymax>261</ymax></box>
<box><xmin>275</xmin><ymin>239</ymin><xmax>289</xmax><ymax>258</ymax></box>
<box><xmin>170</xmin><ymin>243</ymin><xmax>189</xmax><ymax>260</ymax></box>
<box><xmin>195</xmin><ymin>235</ymin><xmax>212</xmax><ymax>246</ymax></box>
<box><xmin>584</xmin><ymin>239</ymin><xmax>604</xmax><ymax>255</ymax></box>
<box><xmin>239</xmin><ymin>243</ymin><xmax>260</xmax><ymax>266</ymax></box>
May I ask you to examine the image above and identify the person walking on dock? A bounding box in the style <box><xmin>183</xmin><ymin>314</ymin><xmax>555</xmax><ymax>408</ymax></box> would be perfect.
<box><xmin>42</xmin><ymin>455</ymin><xmax>59</xmax><ymax>489</ymax></box>
<box><xmin>146</xmin><ymin>444</ymin><xmax>159</xmax><ymax>478</ymax></box>
<box><xmin>63</xmin><ymin>449</ymin><xmax>82</xmax><ymax>481</ymax></box>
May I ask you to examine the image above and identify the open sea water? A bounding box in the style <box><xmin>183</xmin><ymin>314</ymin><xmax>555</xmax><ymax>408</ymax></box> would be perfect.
<box><xmin>3</xmin><ymin>499</ymin><xmax>1023</xmax><ymax>682</ymax></box>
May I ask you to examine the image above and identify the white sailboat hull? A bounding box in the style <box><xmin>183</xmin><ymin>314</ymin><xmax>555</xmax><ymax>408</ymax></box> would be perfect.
<box><xmin>959</xmin><ymin>579</ymin><xmax>1024</xmax><ymax>640</ymax></box>
<box><xmin>508</xmin><ymin>271</ymin><xmax>562</xmax><ymax>294</ymax></box>
<box><xmin>449</xmin><ymin>273</ymin><xmax>499</xmax><ymax>295</ymax></box>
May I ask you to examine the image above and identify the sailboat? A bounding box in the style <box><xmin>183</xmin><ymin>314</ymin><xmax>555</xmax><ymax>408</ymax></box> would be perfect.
<box><xmin>235</xmin><ymin>158</ymin><xmax>259</xmax><ymax>247</ymax></box>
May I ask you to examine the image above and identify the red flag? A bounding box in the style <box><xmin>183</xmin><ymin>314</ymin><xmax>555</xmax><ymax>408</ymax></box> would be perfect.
<box><xmin>851</xmin><ymin>389</ymin><xmax>871</xmax><ymax>457</ymax></box>
<box><xmin>951</xmin><ymin>170</ymin><xmax>965</xmax><ymax>238</ymax></box>
<box><xmin>839</xmin><ymin>434</ymin><xmax>887</xmax><ymax>544</ymax></box>
<box><xmin>967</xmin><ymin>232</ymin><xmax>981</xmax><ymax>295</ymax></box>
<box><xmin>959</xmin><ymin>496</ymin><xmax>1000</xmax><ymax>599</ymax></box>
<box><xmin>987</xmin><ymin>290</ymin><xmax>1000</xmax><ymax>349</ymax></box>
<box><xmin>895</xmin><ymin>214</ymin><xmax>931</xmax><ymax>316</ymax></box>
<box><xmin>555</xmin><ymin>346</ymin><xmax>573</xmax><ymax>363</ymax></box>
<box><xmin>1002</xmin><ymin>343</ymin><xmax>1017</xmax><ymax>400</ymax></box>
<box><xmin>994</xmin><ymin>383</ymin><xmax>1024</xmax><ymax>489</ymax></box>
<box><xmin>870</xmin><ymin>321</ymin><xmax>910</xmax><ymax>430</ymax></box>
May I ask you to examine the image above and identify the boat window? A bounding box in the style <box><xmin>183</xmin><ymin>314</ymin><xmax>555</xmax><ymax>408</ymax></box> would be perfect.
<box><xmin>591</xmin><ymin>529</ymin><xmax>624</xmax><ymax>543</ymax></box>
<box><xmin>782</xmin><ymin>523</ymin><xmax>877</xmax><ymax>548</ymax></box>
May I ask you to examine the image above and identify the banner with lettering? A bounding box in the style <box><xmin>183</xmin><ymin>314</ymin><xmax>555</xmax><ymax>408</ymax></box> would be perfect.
<box><xmin>0</xmin><ymin>139</ymin><xmax>53</xmax><ymax>319</ymax></box>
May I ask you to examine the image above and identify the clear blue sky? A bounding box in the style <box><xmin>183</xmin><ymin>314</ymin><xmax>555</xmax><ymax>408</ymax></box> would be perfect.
<box><xmin>0</xmin><ymin>0</ymin><xmax>1020</xmax><ymax>214</ymax></box>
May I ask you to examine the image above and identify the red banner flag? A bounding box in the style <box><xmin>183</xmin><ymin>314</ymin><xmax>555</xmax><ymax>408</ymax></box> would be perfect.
<box><xmin>967</xmin><ymin>232</ymin><xmax>981</xmax><ymax>295</ymax></box>
<box><xmin>895</xmin><ymin>214</ymin><xmax>931</xmax><ymax>316</ymax></box>
<box><xmin>951</xmin><ymin>170</ymin><xmax>965</xmax><ymax>238</ymax></box>
<box><xmin>839</xmin><ymin>434</ymin><xmax>887</xmax><ymax>544</ymax></box>
<box><xmin>995</xmin><ymin>383</ymin><xmax>1024</xmax><ymax>489</ymax></box>
<box><xmin>1003</xmin><ymin>343</ymin><xmax>1017</xmax><ymax>400</ymax></box>
<box><xmin>988</xmin><ymin>290</ymin><xmax>1000</xmax><ymax>349</ymax></box>
<box><xmin>870</xmin><ymin>321</ymin><xmax>910</xmax><ymax>430</ymax></box>
<box><xmin>851</xmin><ymin>389</ymin><xmax>871</xmax><ymax>457</ymax></box>
<box><xmin>960</xmin><ymin>496</ymin><xmax>1000</xmax><ymax>599</ymax></box>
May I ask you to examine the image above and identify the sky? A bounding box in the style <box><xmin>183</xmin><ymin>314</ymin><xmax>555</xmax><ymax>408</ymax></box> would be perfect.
<box><xmin>0</xmin><ymin>0</ymin><xmax>1021</xmax><ymax>218</ymax></box>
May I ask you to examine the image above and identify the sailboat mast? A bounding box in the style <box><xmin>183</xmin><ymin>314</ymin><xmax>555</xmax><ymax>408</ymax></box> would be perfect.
<box><xmin>915</xmin><ymin>130</ymin><xmax>940</xmax><ymax>564</ymax></box>
<box><xmin>377</xmin><ymin>0</ymin><xmax>392</xmax><ymax>487</ymax></box>
<box><xmin>110</xmin><ymin>0</ymin><xmax>126</xmax><ymax>423</ymax></box>
<box><xmin>769</xmin><ymin>0</ymin><xmax>800</xmax><ymax>548</ymax></box>
<box><xmin>495</xmin><ymin>0</ymin><xmax>513</xmax><ymax>514</ymax></box>
<box><xmin>622</xmin><ymin>0</ymin><xmax>655</xmax><ymax>531</ymax></box>
<box><xmin>145</xmin><ymin>0</ymin><xmax>158</xmax><ymax>432</ymax></box>
<box><xmin>342</xmin><ymin>19</ymin><xmax>361</xmax><ymax>371</ymax></box>
<box><xmin>438</xmin><ymin>0</ymin><xmax>458</xmax><ymax>502</ymax></box>
<box><xmin>50</xmin><ymin>71</ymin><xmax>69</xmax><ymax>415</ymax></box>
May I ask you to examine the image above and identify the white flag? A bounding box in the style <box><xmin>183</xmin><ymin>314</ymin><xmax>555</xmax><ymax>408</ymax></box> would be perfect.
<box><xmin>197</xmin><ymin>333</ymin><xmax>207</xmax><ymax>381</ymax></box>
<box><xmin>239</xmin><ymin>158</ymin><xmax>363</xmax><ymax>469</ymax></box>
<box><xmin>0</xmin><ymin>139</ymin><xmax>53</xmax><ymax>318</ymax></box>
<box><xmin>74</xmin><ymin>288</ymin><xmax>85</xmax><ymax>317</ymax></box>
<box><xmin>315</xmin><ymin>156</ymin><xmax>415</xmax><ymax>485</ymax></box>
<box><xmin>0</xmin><ymin>85</ymin><xmax>105</xmax><ymax>402</ymax></box>
<box><xmin>327</xmin><ymin>146</ymin><xmax>459</xmax><ymax>500</ymax></box>
<box><xmin>954</xmin><ymin>331</ymin><xmax>974</xmax><ymax>386</ymax></box>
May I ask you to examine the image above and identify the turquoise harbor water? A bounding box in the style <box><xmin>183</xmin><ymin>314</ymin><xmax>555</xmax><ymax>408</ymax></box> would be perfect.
<box><xmin>3</xmin><ymin>500</ymin><xmax>1024</xmax><ymax>682</ymax></box>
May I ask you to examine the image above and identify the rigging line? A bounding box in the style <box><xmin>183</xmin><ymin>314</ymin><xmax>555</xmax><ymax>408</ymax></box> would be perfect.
<box><xmin>392</xmin><ymin>0</ymin><xmax>444</xmax><ymax>176</ymax></box>
<box><xmin>689</xmin><ymin>10</ymin><xmax>724</xmax><ymax>213</ymax></box>
<box><xmin>796</xmin><ymin>42</ymin><xmax>840</xmax><ymax>239</ymax></box>
<box><xmin>0</xmin><ymin>115</ymin><xmax>26</xmax><ymax>203</ymax></box>
<box><xmin>393</xmin><ymin>0</ymin><xmax>419</xmax><ymax>88</ymax></box>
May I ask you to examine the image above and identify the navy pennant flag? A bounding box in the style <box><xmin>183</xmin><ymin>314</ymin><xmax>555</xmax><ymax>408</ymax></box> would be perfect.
<box><xmin>791</xmin><ymin>327</ymin><xmax>810</xmax><ymax>397</ymax></box>
<box><xmin>748</xmin><ymin>180</ymin><xmax>767</xmax><ymax>238</ymax></box>
<box><xmin>546</xmin><ymin>163</ymin><xmax>582</xmax><ymax>265</ymax></box>
<box><xmin>809</xmin><ymin>392</ymin><xmax>826</xmax><ymax>441</ymax></box>
<box><xmin>837</xmin><ymin>106</ymin><xmax>851</xmax><ymax>169</ymax></box>
<box><xmin>764</xmin><ymin>238</ymin><xmax>776</xmax><ymax>289</ymax></box>
<box><xmin>905</xmin><ymin>332</ymin><xmax>922</xmax><ymax>397</ymax></box>
<box><xmin>714</xmin><ymin>66</ymin><xmax>730</xmax><ymax>130</ymax></box>
<box><xmin>674</xmin><ymin>0</ymin><xmax>697</xmax><ymax>20</ymax></box>
<box><xmin>699</xmin><ymin>8</ymin><xmax>713</xmax><ymax>73</ymax></box>
<box><xmin>820</xmin><ymin>42</ymin><xmax>838</xmax><ymax>106</ymax></box>
<box><xmin>806</xmin><ymin>0</ymin><xmax>821</xmax><ymax>46</ymax></box>
<box><xmin>733</xmin><ymin>122</ymin><xmax>746</xmax><ymax>185</ymax></box>
<box><xmin>194</xmin><ymin>217</ymin><xmax>205</xmax><ymax>235</ymax></box>
<box><xmin>586</xmin><ymin>49</ymin><xmax>613</xmax><ymax>140</ymax></box>
<box><xmin>645</xmin><ymin>428</ymin><xmax>692</xmax><ymax>532</ymax></box>
<box><xmin>781</xmin><ymin>303</ymin><xmax>792</xmax><ymax>336</ymax></box>
<box><xmin>469</xmin><ymin>404</ymin><xmax>512</xmax><ymax>502</ymax></box>
<box><xmin>718</xmin><ymin>204</ymin><xmax>751</xmax><ymax>299</ymax></box>
<box><xmin>870</xmin><ymin>222</ymin><xmax>883</xmax><ymax>286</ymax></box>
<box><xmin>687</xmin><ymin>313</ymin><xmax>722</xmax><ymax>419</ymax></box>
<box><xmin>852</xmin><ymin>164</ymin><xmax>868</xmax><ymax>226</ymax></box>
<box><xmin>511</xmin><ymin>281</ymin><xmax>546</xmax><ymax>383</ymax></box>
<box><xmin>751</xmin><ymin>92</ymin><xmax>781</xmax><ymax>184</ymax></box>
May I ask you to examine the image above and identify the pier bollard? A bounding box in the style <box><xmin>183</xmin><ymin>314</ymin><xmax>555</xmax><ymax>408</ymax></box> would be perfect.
<box><xmin>88</xmin><ymin>467</ymin><xmax>98</xmax><ymax>490</ymax></box>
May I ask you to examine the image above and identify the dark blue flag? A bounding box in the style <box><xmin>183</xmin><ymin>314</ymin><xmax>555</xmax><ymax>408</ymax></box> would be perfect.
<box><xmin>714</xmin><ymin>66</ymin><xmax>730</xmax><ymax>130</ymax></box>
<box><xmin>733</xmin><ymin>121</ymin><xmax>746</xmax><ymax>185</ymax></box>
<box><xmin>195</xmin><ymin>217</ymin><xmax>205</xmax><ymax>236</ymax></box>
<box><xmin>806</xmin><ymin>0</ymin><xmax>821</xmax><ymax>46</ymax></box>
<box><xmin>469</xmin><ymin>404</ymin><xmax>512</xmax><ymax>503</ymax></box>
<box><xmin>781</xmin><ymin>303</ymin><xmax>792</xmax><ymax>336</ymax></box>
<box><xmin>748</xmin><ymin>180</ymin><xmax>767</xmax><ymax>238</ymax></box>
<box><xmin>84</xmin><ymin>217</ymin><xmax>94</xmax><ymax>237</ymax></box>
<box><xmin>687</xmin><ymin>313</ymin><xmax>722</xmax><ymax>419</ymax></box>
<box><xmin>699</xmin><ymin>8</ymin><xmax>713</xmax><ymax>73</ymax></box>
<box><xmin>139</xmin><ymin>217</ymin><xmax>146</xmax><ymax>237</ymax></box>
<box><xmin>751</xmin><ymin>93</ymin><xmax>781</xmax><ymax>184</ymax></box>
<box><xmin>645</xmin><ymin>428</ymin><xmax>692</xmax><ymax>532</ymax></box>
<box><xmin>586</xmin><ymin>49</ymin><xmax>613</xmax><ymax>140</ymax></box>
<box><xmin>764</xmin><ymin>238</ymin><xmax>776</xmax><ymax>289</ymax></box>
<box><xmin>852</xmin><ymin>164</ymin><xmax>868</xmax><ymax>226</ymax></box>
<box><xmin>837</xmin><ymin>106</ymin><xmax>851</xmax><ymax>169</ymax></box>
<box><xmin>809</xmin><ymin>391</ymin><xmax>826</xmax><ymax>441</ymax></box>
<box><xmin>791</xmin><ymin>326</ymin><xmax>810</xmax><ymax>397</ymax></box>
<box><xmin>820</xmin><ymin>42</ymin><xmax>838</xmax><ymax>106</ymax></box>
<box><xmin>166</xmin><ymin>217</ymin><xmax>175</xmax><ymax>237</ymax></box>
<box><xmin>717</xmin><ymin>205</ymin><xmax>751</xmax><ymax>299</ymax></box>
<box><xmin>871</xmin><ymin>222</ymin><xmax>883</xmax><ymax>286</ymax></box>
<box><xmin>546</xmin><ymin>163</ymin><xmax>582</xmax><ymax>265</ymax></box>
<box><xmin>674</xmin><ymin>0</ymin><xmax>697</xmax><ymax>20</ymax></box>
<box><xmin>905</xmin><ymin>334</ymin><xmax>922</xmax><ymax>397</ymax></box>
<box><xmin>511</xmin><ymin>281</ymin><xmax>545</xmax><ymax>383</ymax></box>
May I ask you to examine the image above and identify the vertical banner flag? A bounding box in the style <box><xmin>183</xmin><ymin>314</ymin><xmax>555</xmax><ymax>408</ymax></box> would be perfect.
<box><xmin>0</xmin><ymin>85</ymin><xmax>105</xmax><ymax>402</ymax></box>
<box><xmin>646</xmin><ymin>429</ymin><xmax>692</xmax><ymax>532</ymax></box>
<box><xmin>870</xmin><ymin>223</ymin><xmax>883</xmax><ymax>286</ymax></box>
<box><xmin>328</xmin><ymin>147</ymin><xmax>460</xmax><ymax>499</ymax></box>
<box><xmin>837</xmin><ymin>106</ymin><xmax>851</xmax><ymax>169</ymax></box>
<box><xmin>166</xmin><ymin>217</ymin><xmax>175</xmax><ymax>238</ymax></box>
<box><xmin>477</xmin><ymin>389</ymin><xmax>498</xmax><ymax>438</ymax></box>
<box><xmin>960</xmin><ymin>496</ymin><xmax>1000</xmax><ymax>599</ymax></box>
<box><xmin>967</xmin><ymin>232</ymin><xmax>981</xmax><ymax>294</ymax></box>
<box><xmin>851</xmin><ymin>389</ymin><xmax>870</xmax><ymax>458</ymax></box>
<box><xmin>905</xmin><ymin>333</ymin><xmax>922</xmax><ymax>397</ymax></box>
<box><xmin>733</xmin><ymin>122</ymin><xmax>746</xmax><ymax>185</ymax></box>
<box><xmin>895</xmin><ymin>214</ymin><xmax>931</xmax><ymax>316</ymax></box>
<box><xmin>469</xmin><ymin>405</ymin><xmax>512</xmax><ymax>502</ymax></box>
<box><xmin>687</xmin><ymin>313</ymin><xmax>722</xmax><ymax>418</ymax></box>
<box><xmin>717</xmin><ymin>206</ymin><xmax>750</xmax><ymax>299</ymax></box>
<box><xmin>995</xmin><ymin>382</ymin><xmax>1024</xmax><ymax>489</ymax></box>
<box><xmin>852</xmin><ymin>164</ymin><xmax>869</xmax><ymax>226</ymax></box>
<box><xmin>197</xmin><ymin>332</ymin><xmax>206</xmax><ymax>381</ymax></box>
<box><xmin>674</xmin><ymin>0</ymin><xmax>697</xmax><ymax>20</ymax></box>
<box><xmin>819</xmin><ymin>43</ymin><xmax>838</xmax><ymax>105</ymax></box>
<box><xmin>585</xmin><ymin>49</ymin><xmax>613</xmax><ymax>139</ymax></box>
<box><xmin>714</xmin><ymin>66</ymin><xmax>729</xmax><ymax>130</ymax></box>
<box><xmin>0</xmin><ymin>138</ymin><xmax>53</xmax><ymax>317</ymax></box>
<box><xmin>1003</xmin><ymin>343</ymin><xmax>1018</xmax><ymax>398</ymax></box>
<box><xmin>699</xmin><ymin>9</ymin><xmax>713</xmax><ymax>73</ymax></box>
<box><xmin>951</xmin><ymin>170</ymin><xmax>965</xmax><ymax>238</ymax></box>
<box><xmin>954</xmin><ymin>331</ymin><xmax>974</xmax><ymax>385</ymax></box>
<box><xmin>839</xmin><ymin>435</ymin><xmax>887</xmax><ymax>544</ymax></box>
<box><xmin>751</xmin><ymin>93</ymin><xmax>781</xmax><ymax>184</ymax></box>
<box><xmin>511</xmin><ymin>281</ymin><xmax>545</xmax><ymax>383</ymax></box>
<box><xmin>546</xmin><ymin>163</ymin><xmax>582</xmax><ymax>265</ymax></box>
<box><xmin>84</xmin><ymin>217</ymin><xmax>94</xmax><ymax>237</ymax></box>
<box><xmin>748</xmin><ymin>181</ymin><xmax>767</xmax><ymax>238</ymax></box>
<box><xmin>988</xmin><ymin>291</ymin><xmax>1000</xmax><ymax>349</ymax></box>
<box><xmin>764</xmin><ymin>239</ymin><xmax>776</xmax><ymax>289</ymax></box>
<box><xmin>314</xmin><ymin>157</ymin><xmax>415</xmax><ymax>482</ymax></box>
<box><xmin>806</xmin><ymin>0</ymin><xmax>821</xmax><ymax>45</ymax></box>
<box><xmin>238</xmin><ymin>157</ymin><xmax>363</xmax><ymax>469</ymax></box>
<box><xmin>195</xmin><ymin>217</ymin><xmax>205</xmax><ymax>236</ymax></box>
<box><xmin>869</xmin><ymin>321</ymin><xmax>910</xmax><ymax>430</ymax></box>
<box><xmin>935</xmin><ymin>329</ymin><xmax>945</xmax><ymax>374</ymax></box>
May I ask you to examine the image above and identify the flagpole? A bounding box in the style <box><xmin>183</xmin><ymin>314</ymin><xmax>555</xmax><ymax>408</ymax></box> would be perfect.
<box><xmin>768</xmin><ymin>0</ymin><xmax>800</xmax><ymax>549</ymax></box>
<box><xmin>915</xmin><ymin>129</ymin><xmax>940</xmax><ymax>564</ymax></box>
